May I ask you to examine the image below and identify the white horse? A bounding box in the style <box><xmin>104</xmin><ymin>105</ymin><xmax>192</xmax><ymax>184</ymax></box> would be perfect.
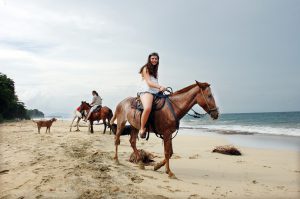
<box><xmin>69</xmin><ymin>107</ymin><xmax>86</xmax><ymax>132</ymax></box>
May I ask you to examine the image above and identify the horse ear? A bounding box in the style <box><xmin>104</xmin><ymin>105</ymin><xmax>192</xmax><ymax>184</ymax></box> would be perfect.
<box><xmin>195</xmin><ymin>81</ymin><xmax>210</xmax><ymax>89</ymax></box>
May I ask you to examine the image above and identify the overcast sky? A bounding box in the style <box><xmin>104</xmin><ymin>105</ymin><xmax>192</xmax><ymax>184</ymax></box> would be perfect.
<box><xmin>0</xmin><ymin>0</ymin><xmax>299</xmax><ymax>116</ymax></box>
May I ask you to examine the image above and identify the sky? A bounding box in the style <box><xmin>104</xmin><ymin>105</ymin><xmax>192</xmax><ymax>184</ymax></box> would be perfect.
<box><xmin>0</xmin><ymin>0</ymin><xmax>299</xmax><ymax>116</ymax></box>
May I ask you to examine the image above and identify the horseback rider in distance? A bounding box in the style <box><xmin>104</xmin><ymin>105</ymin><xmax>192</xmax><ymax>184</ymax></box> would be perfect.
<box><xmin>138</xmin><ymin>52</ymin><xmax>166</xmax><ymax>139</ymax></box>
<box><xmin>84</xmin><ymin>90</ymin><xmax>102</xmax><ymax>122</ymax></box>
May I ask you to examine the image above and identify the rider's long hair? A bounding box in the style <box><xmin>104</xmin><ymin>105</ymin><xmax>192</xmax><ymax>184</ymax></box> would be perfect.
<box><xmin>92</xmin><ymin>90</ymin><xmax>99</xmax><ymax>96</ymax></box>
<box><xmin>139</xmin><ymin>52</ymin><xmax>159</xmax><ymax>79</ymax></box>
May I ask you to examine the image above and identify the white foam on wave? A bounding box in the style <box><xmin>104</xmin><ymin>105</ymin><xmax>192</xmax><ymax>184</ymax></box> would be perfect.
<box><xmin>181</xmin><ymin>121</ymin><xmax>300</xmax><ymax>137</ymax></box>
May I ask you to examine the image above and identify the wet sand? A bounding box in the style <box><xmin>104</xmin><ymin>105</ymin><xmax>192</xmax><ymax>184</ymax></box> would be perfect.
<box><xmin>0</xmin><ymin>120</ymin><xmax>299</xmax><ymax>199</ymax></box>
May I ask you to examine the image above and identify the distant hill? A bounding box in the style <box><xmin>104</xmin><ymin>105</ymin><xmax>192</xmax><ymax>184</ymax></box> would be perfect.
<box><xmin>27</xmin><ymin>109</ymin><xmax>45</xmax><ymax>119</ymax></box>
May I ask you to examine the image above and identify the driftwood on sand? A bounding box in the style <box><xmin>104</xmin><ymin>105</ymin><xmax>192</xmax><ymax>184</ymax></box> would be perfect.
<box><xmin>129</xmin><ymin>149</ymin><xmax>156</xmax><ymax>166</ymax></box>
<box><xmin>212</xmin><ymin>145</ymin><xmax>242</xmax><ymax>156</ymax></box>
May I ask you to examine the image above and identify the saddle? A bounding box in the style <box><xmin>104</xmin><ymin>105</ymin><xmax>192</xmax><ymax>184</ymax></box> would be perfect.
<box><xmin>131</xmin><ymin>92</ymin><xmax>166</xmax><ymax>112</ymax></box>
<box><xmin>92</xmin><ymin>105</ymin><xmax>102</xmax><ymax>113</ymax></box>
<box><xmin>131</xmin><ymin>92</ymin><xmax>178</xmax><ymax>140</ymax></box>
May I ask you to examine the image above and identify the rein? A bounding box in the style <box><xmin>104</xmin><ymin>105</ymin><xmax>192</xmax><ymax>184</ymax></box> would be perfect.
<box><xmin>166</xmin><ymin>86</ymin><xmax>209</xmax><ymax>119</ymax></box>
<box><xmin>199</xmin><ymin>88</ymin><xmax>218</xmax><ymax>114</ymax></box>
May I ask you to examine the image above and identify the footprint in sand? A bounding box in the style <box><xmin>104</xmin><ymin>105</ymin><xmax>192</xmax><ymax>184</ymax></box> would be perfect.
<box><xmin>172</xmin><ymin>154</ymin><xmax>181</xmax><ymax>159</ymax></box>
<box><xmin>0</xmin><ymin>169</ymin><xmax>9</xmax><ymax>175</ymax></box>
<box><xmin>276</xmin><ymin>186</ymin><xmax>285</xmax><ymax>190</ymax></box>
<box><xmin>125</xmin><ymin>172</ymin><xmax>144</xmax><ymax>183</ymax></box>
<box><xmin>263</xmin><ymin>165</ymin><xmax>271</xmax><ymax>168</ymax></box>
<box><xmin>189</xmin><ymin>154</ymin><xmax>200</xmax><ymax>159</ymax></box>
<box><xmin>157</xmin><ymin>185</ymin><xmax>182</xmax><ymax>193</ymax></box>
<box><xmin>188</xmin><ymin>194</ymin><xmax>205</xmax><ymax>199</ymax></box>
<box><xmin>141</xmin><ymin>174</ymin><xmax>158</xmax><ymax>180</ymax></box>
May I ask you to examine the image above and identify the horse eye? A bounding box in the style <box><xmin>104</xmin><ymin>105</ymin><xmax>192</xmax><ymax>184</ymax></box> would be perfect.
<box><xmin>208</xmin><ymin>95</ymin><xmax>212</xmax><ymax>98</ymax></box>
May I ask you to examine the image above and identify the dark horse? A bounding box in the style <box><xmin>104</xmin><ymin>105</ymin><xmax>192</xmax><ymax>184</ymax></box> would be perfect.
<box><xmin>110</xmin><ymin>81</ymin><xmax>219</xmax><ymax>178</ymax></box>
<box><xmin>80</xmin><ymin>101</ymin><xmax>113</xmax><ymax>134</ymax></box>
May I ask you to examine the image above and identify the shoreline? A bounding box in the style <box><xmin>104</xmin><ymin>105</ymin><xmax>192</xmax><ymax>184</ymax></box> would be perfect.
<box><xmin>179</xmin><ymin>128</ymin><xmax>300</xmax><ymax>152</ymax></box>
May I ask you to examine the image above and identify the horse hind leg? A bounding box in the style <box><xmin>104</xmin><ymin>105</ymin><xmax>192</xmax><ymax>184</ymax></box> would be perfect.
<box><xmin>69</xmin><ymin>116</ymin><xmax>77</xmax><ymax>132</ymax></box>
<box><xmin>103</xmin><ymin>120</ymin><xmax>107</xmax><ymax>134</ymax></box>
<box><xmin>75</xmin><ymin>117</ymin><xmax>81</xmax><ymax>131</ymax></box>
<box><xmin>154</xmin><ymin>159</ymin><xmax>166</xmax><ymax>171</ymax></box>
<box><xmin>114</xmin><ymin>120</ymin><xmax>126</xmax><ymax>164</ymax></box>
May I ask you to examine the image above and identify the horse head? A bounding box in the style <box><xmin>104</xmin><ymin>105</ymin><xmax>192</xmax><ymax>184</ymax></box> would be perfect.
<box><xmin>80</xmin><ymin>101</ymin><xmax>91</xmax><ymax>110</ymax></box>
<box><xmin>195</xmin><ymin>80</ymin><xmax>219</xmax><ymax>119</ymax></box>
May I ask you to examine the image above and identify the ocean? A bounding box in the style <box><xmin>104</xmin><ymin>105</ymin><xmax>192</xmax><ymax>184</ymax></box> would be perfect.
<box><xmin>181</xmin><ymin>111</ymin><xmax>300</xmax><ymax>137</ymax></box>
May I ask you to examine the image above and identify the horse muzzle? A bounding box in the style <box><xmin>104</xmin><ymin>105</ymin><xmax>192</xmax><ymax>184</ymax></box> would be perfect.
<box><xmin>209</xmin><ymin>108</ymin><xmax>219</xmax><ymax>120</ymax></box>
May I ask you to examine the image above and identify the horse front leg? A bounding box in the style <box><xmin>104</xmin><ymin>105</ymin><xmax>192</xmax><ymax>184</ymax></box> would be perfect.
<box><xmin>90</xmin><ymin>120</ymin><xmax>94</xmax><ymax>133</ymax></box>
<box><xmin>129</xmin><ymin>129</ymin><xmax>145</xmax><ymax>169</ymax></box>
<box><xmin>164</xmin><ymin>135</ymin><xmax>176</xmax><ymax>179</ymax></box>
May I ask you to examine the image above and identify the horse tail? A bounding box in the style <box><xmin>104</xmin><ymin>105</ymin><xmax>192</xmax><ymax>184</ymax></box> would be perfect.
<box><xmin>110</xmin><ymin>109</ymin><xmax>116</xmax><ymax>125</ymax></box>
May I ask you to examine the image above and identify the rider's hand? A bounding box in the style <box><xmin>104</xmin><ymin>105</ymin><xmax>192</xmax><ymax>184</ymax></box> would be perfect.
<box><xmin>159</xmin><ymin>86</ymin><xmax>167</xmax><ymax>92</ymax></box>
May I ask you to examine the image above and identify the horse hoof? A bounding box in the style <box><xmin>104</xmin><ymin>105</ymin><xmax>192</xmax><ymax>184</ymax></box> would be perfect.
<box><xmin>114</xmin><ymin>159</ymin><xmax>120</xmax><ymax>165</ymax></box>
<box><xmin>138</xmin><ymin>161</ymin><xmax>145</xmax><ymax>170</ymax></box>
<box><xmin>75</xmin><ymin>129</ymin><xmax>80</xmax><ymax>132</ymax></box>
<box><xmin>154</xmin><ymin>163</ymin><xmax>162</xmax><ymax>171</ymax></box>
<box><xmin>168</xmin><ymin>174</ymin><xmax>177</xmax><ymax>179</ymax></box>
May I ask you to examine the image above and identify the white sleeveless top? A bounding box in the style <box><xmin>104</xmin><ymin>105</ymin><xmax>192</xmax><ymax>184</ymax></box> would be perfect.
<box><xmin>92</xmin><ymin>96</ymin><xmax>102</xmax><ymax>106</ymax></box>
<box><xmin>140</xmin><ymin>75</ymin><xmax>159</xmax><ymax>94</ymax></box>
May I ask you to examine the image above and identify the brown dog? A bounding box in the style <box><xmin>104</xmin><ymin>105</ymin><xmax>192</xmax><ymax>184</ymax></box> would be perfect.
<box><xmin>33</xmin><ymin>118</ymin><xmax>57</xmax><ymax>133</ymax></box>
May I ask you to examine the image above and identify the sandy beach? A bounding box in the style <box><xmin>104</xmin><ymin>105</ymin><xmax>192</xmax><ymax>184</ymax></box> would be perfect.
<box><xmin>0</xmin><ymin>120</ymin><xmax>299</xmax><ymax>199</ymax></box>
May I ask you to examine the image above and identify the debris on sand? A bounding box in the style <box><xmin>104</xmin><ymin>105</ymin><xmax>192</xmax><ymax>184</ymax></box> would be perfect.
<box><xmin>129</xmin><ymin>149</ymin><xmax>155</xmax><ymax>165</ymax></box>
<box><xmin>212</xmin><ymin>145</ymin><xmax>242</xmax><ymax>156</ymax></box>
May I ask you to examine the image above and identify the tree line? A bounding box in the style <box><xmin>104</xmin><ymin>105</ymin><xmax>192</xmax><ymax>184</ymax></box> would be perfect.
<box><xmin>0</xmin><ymin>73</ymin><xmax>44</xmax><ymax>122</ymax></box>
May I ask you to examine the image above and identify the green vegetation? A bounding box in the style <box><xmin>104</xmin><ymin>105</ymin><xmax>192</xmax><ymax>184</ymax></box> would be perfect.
<box><xmin>0</xmin><ymin>73</ymin><xmax>44</xmax><ymax>122</ymax></box>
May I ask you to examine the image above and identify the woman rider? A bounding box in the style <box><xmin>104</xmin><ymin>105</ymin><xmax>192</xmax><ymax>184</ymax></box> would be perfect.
<box><xmin>84</xmin><ymin>90</ymin><xmax>102</xmax><ymax>121</ymax></box>
<box><xmin>138</xmin><ymin>52</ymin><xmax>166</xmax><ymax>138</ymax></box>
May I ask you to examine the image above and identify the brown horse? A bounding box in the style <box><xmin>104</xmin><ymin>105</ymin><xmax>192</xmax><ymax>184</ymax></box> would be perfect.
<box><xmin>110</xmin><ymin>81</ymin><xmax>219</xmax><ymax>178</ymax></box>
<box><xmin>80</xmin><ymin>101</ymin><xmax>113</xmax><ymax>134</ymax></box>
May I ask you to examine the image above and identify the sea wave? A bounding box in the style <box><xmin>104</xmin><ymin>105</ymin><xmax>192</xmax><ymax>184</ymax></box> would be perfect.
<box><xmin>180</xmin><ymin>122</ymin><xmax>300</xmax><ymax>137</ymax></box>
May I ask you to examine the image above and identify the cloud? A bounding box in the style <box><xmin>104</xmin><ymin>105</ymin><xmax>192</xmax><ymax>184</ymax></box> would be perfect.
<box><xmin>1</xmin><ymin>0</ymin><xmax>300</xmax><ymax>115</ymax></box>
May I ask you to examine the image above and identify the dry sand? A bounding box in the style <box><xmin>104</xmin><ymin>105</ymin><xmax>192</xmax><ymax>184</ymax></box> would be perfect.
<box><xmin>0</xmin><ymin>120</ymin><xmax>299</xmax><ymax>199</ymax></box>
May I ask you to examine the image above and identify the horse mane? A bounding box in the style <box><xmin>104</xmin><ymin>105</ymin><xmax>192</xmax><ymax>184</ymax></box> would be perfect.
<box><xmin>171</xmin><ymin>83</ymin><xmax>198</xmax><ymax>95</ymax></box>
<box><xmin>171</xmin><ymin>82</ymin><xmax>211</xmax><ymax>96</ymax></box>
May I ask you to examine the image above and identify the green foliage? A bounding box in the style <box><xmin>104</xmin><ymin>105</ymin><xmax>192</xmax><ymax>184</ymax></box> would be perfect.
<box><xmin>0</xmin><ymin>73</ymin><xmax>30</xmax><ymax>121</ymax></box>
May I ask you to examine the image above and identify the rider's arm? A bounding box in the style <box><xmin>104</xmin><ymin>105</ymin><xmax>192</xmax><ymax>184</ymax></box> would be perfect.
<box><xmin>90</xmin><ymin>97</ymin><xmax>96</xmax><ymax>106</ymax></box>
<box><xmin>142</xmin><ymin>67</ymin><xmax>162</xmax><ymax>89</ymax></box>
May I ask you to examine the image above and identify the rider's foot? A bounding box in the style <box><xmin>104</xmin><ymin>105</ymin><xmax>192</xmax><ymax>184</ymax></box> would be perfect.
<box><xmin>139</xmin><ymin>128</ymin><xmax>147</xmax><ymax>139</ymax></box>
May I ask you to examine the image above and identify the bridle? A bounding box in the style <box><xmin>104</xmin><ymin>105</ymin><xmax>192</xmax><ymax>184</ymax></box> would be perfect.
<box><xmin>165</xmin><ymin>83</ymin><xmax>218</xmax><ymax>118</ymax></box>
<box><xmin>198</xmin><ymin>85</ymin><xmax>218</xmax><ymax>115</ymax></box>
